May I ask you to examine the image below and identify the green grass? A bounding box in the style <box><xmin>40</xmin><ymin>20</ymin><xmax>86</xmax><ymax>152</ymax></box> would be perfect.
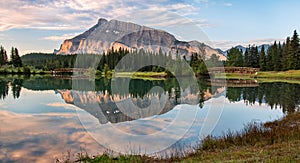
<box><xmin>0</xmin><ymin>67</ymin><xmax>51</xmax><ymax>75</ymax></box>
<box><xmin>257</xmin><ymin>70</ymin><xmax>300</xmax><ymax>79</ymax></box>
<box><xmin>184</xmin><ymin>112</ymin><xmax>300</xmax><ymax>162</ymax></box>
<box><xmin>61</xmin><ymin>112</ymin><xmax>300</xmax><ymax>163</ymax></box>
<box><xmin>257</xmin><ymin>78</ymin><xmax>300</xmax><ymax>84</ymax></box>
<box><xmin>214</xmin><ymin>70</ymin><xmax>300</xmax><ymax>81</ymax></box>
<box><xmin>213</xmin><ymin>72</ymin><xmax>254</xmax><ymax>80</ymax></box>
<box><xmin>96</xmin><ymin>71</ymin><xmax>168</xmax><ymax>80</ymax></box>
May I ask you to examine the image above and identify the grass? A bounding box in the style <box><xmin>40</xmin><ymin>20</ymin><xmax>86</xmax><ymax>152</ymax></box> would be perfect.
<box><xmin>0</xmin><ymin>67</ymin><xmax>51</xmax><ymax>75</ymax></box>
<box><xmin>213</xmin><ymin>72</ymin><xmax>254</xmax><ymax>80</ymax></box>
<box><xmin>214</xmin><ymin>70</ymin><xmax>300</xmax><ymax>81</ymax></box>
<box><xmin>257</xmin><ymin>78</ymin><xmax>300</xmax><ymax>84</ymax></box>
<box><xmin>96</xmin><ymin>71</ymin><xmax>168</xmax><ymax>80</ymax></box>
<box><xmin>185</xmin><ymin>112</ymin><xmax>300</xmax><ymax>162</ymax></box>
<box><xmin>257</xmin><ymin>70</ymin><xmax>300</xmax><ymax>79</ymax></box>
<box><xmin>60</xmin><ymin>112</ymin><xmax>300</xmax><ymax>162</ymax></box>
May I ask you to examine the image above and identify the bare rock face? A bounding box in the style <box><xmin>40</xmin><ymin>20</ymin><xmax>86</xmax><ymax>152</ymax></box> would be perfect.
<box><xmin>56</xmin><ymin>18</ymin><xmax>226</xmax><ymax>60</ymax></box>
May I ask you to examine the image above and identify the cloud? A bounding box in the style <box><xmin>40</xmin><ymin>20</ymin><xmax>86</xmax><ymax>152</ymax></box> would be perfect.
<box><xmin>224</xmin><ymin>3</ymin><xmax>232</xmax><ymax>7</ymax></box>
<box><xmin>0</xmin><ymin>0</ymin><xmax>207</xmax><ymax>31</ymax></box>
<box><xmin>42</xmin><ymin>33</ymin><xmax>80</xmax><ymax>41</ymax></box>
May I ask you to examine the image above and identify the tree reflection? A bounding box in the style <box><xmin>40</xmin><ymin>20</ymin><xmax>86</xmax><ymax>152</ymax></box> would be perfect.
<box><xmin>0</xmin><ymin>79</ymin><xmax>9</xmax><ymax>99</ymax></box>
<box><xmin>11</xmin><ymin>79</ymin><xmax>23</xmax><ymax>99</ymax></box>
<box><xmin>226</xmin><ymin>82</ymin><xmax>300</xmax><ymax>113</ymax></box>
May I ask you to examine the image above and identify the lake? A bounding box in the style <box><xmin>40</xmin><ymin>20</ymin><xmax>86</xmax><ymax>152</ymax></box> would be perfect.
<box><xmin>0</xmin><ymin>75</ymin><xmax>299</xmax><ymax>162</ymax></box>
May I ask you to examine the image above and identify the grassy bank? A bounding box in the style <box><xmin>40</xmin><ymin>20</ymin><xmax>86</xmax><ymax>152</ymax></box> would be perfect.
<box><xmin>214</xmin><ymin>70</ymin><xmax>300</xmax><ymax>80</ymax></box>
<box><xmin>184</xmin><ymin>112</ymin><xmax>300</xmax><ymax>162</ymax></box>
<box><xmin>257</xmin><ymin>70</ymin><xmax>300</xmax><ymax>79</ymax></box>
<box><xmin>96</xmin><ymin>71</ymin><xmax>168</xmax><ymax>80</ymax></box>
<box><xmin>64</xmin><ymin>112</ymin><xmax>300</xmax><ymax>162</ymax></box>
<box><xmin>0</xmin><ymin>67</ymin><xmax>51</xmax><ymax>75</ymax></box>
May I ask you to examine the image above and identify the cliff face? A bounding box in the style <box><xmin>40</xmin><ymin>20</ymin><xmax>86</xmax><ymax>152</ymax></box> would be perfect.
<box><xmin>56</xmin><ymin>18</ymin><xmax>226</xmax><ymax>60</ymax></box>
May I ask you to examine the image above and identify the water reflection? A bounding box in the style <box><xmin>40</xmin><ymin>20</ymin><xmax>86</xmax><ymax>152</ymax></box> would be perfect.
<box><xmin>0</xmin><ymin>79</ymin><xmax>9</xmax><ymax>99</ymax></box>
<box><xmin>0</xmin><ymin>76</ymin><xmax>299</xmax><ymax>162</ymax></box>
<box><xmin>226</xmin><ymin>82</ymin><xmax>300</xmax><ymax>113</ymax></box>
<box><xmin>0</xmin><ymin>78</ymin><xmax>23</xmax><ymax>100</ymax></box>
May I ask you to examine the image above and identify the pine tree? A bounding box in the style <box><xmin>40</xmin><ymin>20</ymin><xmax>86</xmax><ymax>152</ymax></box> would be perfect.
<box><xmin>288</xmin><ymin>30</ymin><xmax>300</xmax><ymax>69</ymax></box>
<box><xmin>10</xmin><ymin>47</ymin><xmax>22</xmax><ymax>67</ymax></box>
<box><xmin>266</xmin><ymin>44</ymin><xmax>274</xmax><ymax>71</ymax></box>
<box><xmin>250</xmin><ymin>45</ymin><xmax>259</xmax><ymax>68</ymax></box>
<box><xmin>14</xmin><ymin>48</ymin><xmax>22</xmax><ymax>67</ymax></box>
<box><xmin>244</xmin><ymin>48</ymin><xmax>250</xmax><ymax>67</ymax></box>
<box><xmin>0</xmin><ymin>46</ymin><xmax>6</xmax><ymax>66</ymax></box>
<box><xmin>3</xmin><ymin>50</ymin><xmax>8</xmax><ymax>64</ymax></box>
<box><xmin>277</xmin><ymin>42</ymin><xmax>283</xmax><ymax>71</ymax></box>
<box><xmin>259</xmin><ymin>45</ymin><xmax>267</xmax><ymax>71</ymax></box>
<box><xmin>10</xmin><ymin>47</ymin><xmax>15</xmax><ymax>65</ymax></box>
<box><xmin>282</xmin><ymin>37</ymin><xmax>290</xmax><ymax>70</ymax></box>
<box><xmin>272</xmin><ymin>41</ymin><xmax>281</xmax><ymax>71</ymax></box>
<box><xmin>226</xmin><ymin>47</ymin><xmax>243</xmax><ymax>67</ymax></box>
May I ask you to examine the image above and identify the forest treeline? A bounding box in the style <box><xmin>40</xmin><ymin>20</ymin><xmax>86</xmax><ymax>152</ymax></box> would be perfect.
<box><xmin>21</xmin><ymin>47</ymin><xmax>217</xmax><ymax>75</ymax></box>
<box><xmin>226</xmin><ymin>30</ymin><xmax>300</xmax><ymax>71</ymax></box>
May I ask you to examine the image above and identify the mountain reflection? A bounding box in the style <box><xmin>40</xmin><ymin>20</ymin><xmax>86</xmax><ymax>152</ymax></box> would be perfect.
<box><xmin>56</xmin><ymin>77</ymin><xmax>220</xmax><ymax>124</ymax></box>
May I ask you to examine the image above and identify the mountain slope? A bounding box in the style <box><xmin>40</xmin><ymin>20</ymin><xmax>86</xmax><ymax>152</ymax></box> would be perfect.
<box><xmin>56</xmin><ymin>18</ymin><xmax>226</xmax><ymax>61</ymax></box>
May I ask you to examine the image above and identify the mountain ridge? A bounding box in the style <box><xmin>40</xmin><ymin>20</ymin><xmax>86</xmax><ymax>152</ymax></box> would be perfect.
<box><xmin>55</xmin><ymin>18</ymin><xmax>227</xmax><ymax>61</ymax></box>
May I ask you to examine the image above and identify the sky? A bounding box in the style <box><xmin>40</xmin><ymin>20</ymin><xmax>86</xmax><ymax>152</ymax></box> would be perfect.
<box><xmin>0</xmin><ymin>0</ymin><xmax>299</xmax><ymax>55</ymax></box>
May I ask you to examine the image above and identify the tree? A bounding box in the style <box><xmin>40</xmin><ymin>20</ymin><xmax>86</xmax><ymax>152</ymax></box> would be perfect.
<box><xmin>243</xmin><ymin>48</ymin><xmax>250</xmax><ymax>67</ymax></box>
<box><xmin>10</xmin><ymin>47</ymin><xmax>22</xmax><ymax>67</ymax></box>
<box><xmin>249</xmin><ymin>45</ymin><xmax>259</xmax><ymax>68</ymax></box>
<box><xmin>206</xmin><ymin>54</ymin><xmax>223</xmax><ymax>68</ymax></box>
<box><xmin>271</xmin><ymin>41</ymin><xmax>281</xmax><ymax>71</ymax></box>
<box><xmin>190</xmin><ymin>53</ymin><xmax>207</xmax><ymax>75</ymax></box>
<box><xmin>0</xmin><ymin>46</ymin><xmax>8</xmax><ymax>66</ymax></box>
<box><xmin>282</xmin><ymin>37</ymin><xmax>290</xmax><ymax>70</ymax></box>
<box><xmin>226</xmin><ymin>47</ymin><xmax>243</xmax><ymax>67</ymax></box>
<box><xmin>288</xmin><ymin>30</ymin><xmax>300</xmax><ymax>70</ymax></box>
<box><xmin>266</xmin><ymin>45</ymin><xmax>274</xmax><ymax>71</ymax></box>
<box><xmin>259</xmin><ymin>45</ymin><xmax>267</xmax><ymax>71</ymax></box>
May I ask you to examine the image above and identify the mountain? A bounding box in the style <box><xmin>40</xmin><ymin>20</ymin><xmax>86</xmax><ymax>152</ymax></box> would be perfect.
<box><xmin>258</xmin><ymin>44</ymin><xmax>270</xmax><ymax>52</ymax></box>
<box><xmin>225</xmin><ymin>44</ymin><xmax>270</xmax><ymax>55</ymax></box>
<box><xmin>56</xmin><ymin>18</ymin><xmax>227</xmax><ymax>61</ymax></box>
<box><xmin>225</xmin><ymin>45</ymin><xmax>247</xmax><ymax>55</ymax></box>
<box><xmin>215</xmin><ymin>48</ymin><xmax>226</xmax><ymax>56</ymax></box>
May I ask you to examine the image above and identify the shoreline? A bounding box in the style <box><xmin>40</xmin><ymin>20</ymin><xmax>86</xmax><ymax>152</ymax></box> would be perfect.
<box><xmin>1</xmin><ymin>68</ymin><xmax>300</xmax><ymax>82</ymax></box>
<box><xmin>70</xmin><ymin>112</ymin><xmax>299</xmax><ymax>162</ymax></box>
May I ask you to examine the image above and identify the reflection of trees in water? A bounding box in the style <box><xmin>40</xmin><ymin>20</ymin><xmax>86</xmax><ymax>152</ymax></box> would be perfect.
<box><xmin>0</xmin><ymin>80</ymin><xmax>9</xmax><ymax>99</ymax></box>
<box><xmin>11</xmin><ymin>79</ymin><xmax>23</xmax><ymax>99</ymax></box>
<box><xmin>226</xmin><ymin>82</ymin><xmax>300</xmax><ymax>113</ymax></box>
<box><xmin>0</xmin><ymin>78</ymin><xmax>24</xmax><ymax>99</ymax></box>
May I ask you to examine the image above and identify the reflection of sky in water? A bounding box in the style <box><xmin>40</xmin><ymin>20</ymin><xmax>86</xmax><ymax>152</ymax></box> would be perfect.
<box><xmin>0</xmin><ymin>88</ymin><xmax>104</xmax><ymax>162</ymax></box>
<box><xmin>0</xmin><ymin>89</ymin><xmax>74</xmax><ymax>114</ymax></box>
<box><xmin>0</xmin><ymin>88</ymin><xmax>285</xmax><ymax>162</ymax></box>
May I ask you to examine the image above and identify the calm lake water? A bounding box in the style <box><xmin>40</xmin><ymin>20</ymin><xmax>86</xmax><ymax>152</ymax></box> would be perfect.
<box><xmin>0</xmin><ymin>75</ymin><xmax>299</xmax><ymax>162</ymax></box>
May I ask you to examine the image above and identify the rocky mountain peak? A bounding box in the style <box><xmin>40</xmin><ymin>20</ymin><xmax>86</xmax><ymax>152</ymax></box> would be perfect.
<box><xmin>97</xmin><ymin>18</ymin><xmax>108</xmax><ymax>25</ymax></box>
<box><xmin>55</xmin><ymin>18</ymin><xmax>226</xmax><ymax>60</ymax></box>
